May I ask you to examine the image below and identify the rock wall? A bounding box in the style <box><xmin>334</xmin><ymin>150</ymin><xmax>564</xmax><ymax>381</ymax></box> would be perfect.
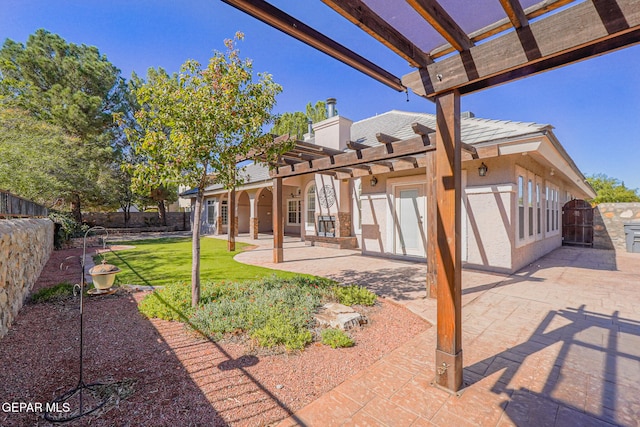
<box><xmin>82</xmin><ymin>212</ymin><xmax>190</xmax><ymax>230</ymax></box>
<box><xmin>593</xmin><ymin>203</ymin><xmax>640</xmax><ymax>250</ymax></box>
<box><xmin>0</xmin><ymin>219</ymin><xmax>54</xmax><ymax>339</ymax></box>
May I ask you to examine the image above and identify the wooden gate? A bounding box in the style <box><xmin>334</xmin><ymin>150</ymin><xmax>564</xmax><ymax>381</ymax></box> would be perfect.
<box><xmin>562</xmin><ymin>199</ymin><xmax>594</xmax><ymax>247</ymax></box>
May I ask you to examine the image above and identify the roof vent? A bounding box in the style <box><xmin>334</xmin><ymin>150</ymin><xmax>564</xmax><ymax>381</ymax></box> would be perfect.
<box><xmin>461</xmin><ymin>111</ymin><xmax>475</xmax><ymax>118</ymax></box>
<box><xmin>326</xmin><ymin>97</ymin><xmax>337</xmax><ymax>118</ymax></box>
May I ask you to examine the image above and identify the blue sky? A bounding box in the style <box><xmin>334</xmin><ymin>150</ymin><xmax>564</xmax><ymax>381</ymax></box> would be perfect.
<box><xmin>2</xmin><ymin>0</ymin><xmax>639</xmax><ymax>189</ymax></box>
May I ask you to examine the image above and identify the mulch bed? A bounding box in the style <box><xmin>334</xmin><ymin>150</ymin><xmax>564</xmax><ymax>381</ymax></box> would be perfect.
<box><xmin>0</xmin><ymin>247</ymin><xmax>430</xmax><ymax>426</ymax></box>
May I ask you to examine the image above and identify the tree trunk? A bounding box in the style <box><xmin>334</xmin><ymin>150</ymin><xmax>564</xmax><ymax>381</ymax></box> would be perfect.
<box><xmin>71</xmin><ymin>193</ymin><xmax>82</xmax><ymax>224</ymax></box>
<box><xmin>121</xmin><ymin>203</ymin><xmax>131</xmax><ymax>227</ymax></box>
<box><xmin>157</xmin><ymin>200</ymin><xmax>167</xmax><ymax>226</ymax></box>
<box><xmin>191</xmin><ymin>192</ymin><xmax>203</xmax><ymax>308</ymax></box>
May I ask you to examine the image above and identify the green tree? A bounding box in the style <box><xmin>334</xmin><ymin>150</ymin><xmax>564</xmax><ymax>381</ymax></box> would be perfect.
<box><xmin>0</xmin><ymin>107</ymin><xmax>108</xmax><ymax>208</ymax></box>
<box><xmin>271</xmin><ymin>100</ymin><xmax>328</xmax><ymax>139</ymax></box>
<box><xmin>0</xmin><ymin>29</ymin><xmax>127</xmax><ymax>220</ymax></box>
<box><xmin>126</xmin><ymin>34</ymin><xmax>289</xmax><ymax>307</ymax></box>
<box><xmin>586</xmin><ymin>173</ymin><xmax>640</xmax><ymax>204</ymax></box>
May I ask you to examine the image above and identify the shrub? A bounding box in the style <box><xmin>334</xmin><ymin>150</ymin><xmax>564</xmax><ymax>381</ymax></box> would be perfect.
<box><xmin>321</xmin><ymin>328</ymin><xmax>354</xmax><ymax>348</ymax></box>
<box><xmin>333</xmin><ymin>285</ymin><xmax>376</xmax><ymax>306</ymax></box>
<box><xmin>179</xmin><ymin>275</ymin><xmax>330</xmax><ymax>351</ymax></box>
<box><xmin>30</xmin><ymin>282</ymin><xmax>75</xmax><ymax>303</ymax></box>
<box><xmin>48</xmin><ymin>211</ymin><xmax>86</xmax><ymax>249</ymax></box>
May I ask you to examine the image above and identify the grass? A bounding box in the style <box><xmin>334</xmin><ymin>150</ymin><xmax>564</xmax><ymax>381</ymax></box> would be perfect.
<box><xmin>104</xmin><ymin>236</ymin><xmax>377</xmax><ymax>352</ymax></box>
<box><xmin>101</xmin><ymin>237</ymin><xmax>304</xmax><ymax>287</ymax></box>
<box><xmin>30</xmin><ymin>282</ymin><xmax>75</xmax><ymax>303</ymax></box>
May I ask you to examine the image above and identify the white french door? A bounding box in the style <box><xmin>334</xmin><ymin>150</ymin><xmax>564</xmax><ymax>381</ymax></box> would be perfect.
<box><xmin>394</xmin><ymin>185</ymin><xmax>426</xmax><ymax>257</ymax></box>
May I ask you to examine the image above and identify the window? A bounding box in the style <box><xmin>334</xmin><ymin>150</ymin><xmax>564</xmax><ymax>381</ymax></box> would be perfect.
<box><xmin>356</xmin><ymin>180</ymin><xmax>362</xmax><ymax>232</ymax></box>
<box><xmin>306</xmin><ymin>184</ymin><xmax>316</xmax><ymax>227</ymax></box>
<box><xmin>517</xmin><ymin>167</ymin><xmax>543</xmax><ymax>245</ymax></box>
<box><xmin>518</xmin><ymin>176</ymin><xmax>525</xmax><ymax>240</ymax></box>
<box><xmin>221</xmin><ymin>200</ymin><xmax>228</xmax><ymax>225</ymax></box>
<box><xmin>206</xmin><ymin>200</ymin><xmax>216</xmax><ymax>224</ymax></box>
<box><xmin>536</xmin><ymin>183</ymin><xmax>541</xmax><ymax>235</ymax></box>
<box><xmin>287</xmin><ymin>199</ymin><xmax>301</xmax><ymax>225</ymax></box>
<box><xmin>545</xmin><ymin>182</ymin><xmax>560</xmax><ymax>235</ymax></box>
<box><xmin>528</xmin><ymin>179</ymin><xmax>534</xmax><ymax>237</ymax></box>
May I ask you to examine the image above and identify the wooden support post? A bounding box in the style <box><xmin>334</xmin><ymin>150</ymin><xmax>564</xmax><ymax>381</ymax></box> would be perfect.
<box><xmin>228</xmin><ymin>188</ymin><xmax>236</xmax><ymax>252</ymax></box>
<box><xmin>273</xmin><ymin>178</ymin><xmax>284</xmax><ymax>263</ymax></box>
<box><xmin>425</xmin><ymin>150</ymin><xmax>437</xmax><ymax>298</ymax></box>
<box><xmin>434</xmin><ymin>90</ymin><xmax>463</xmax><ymax>392</ymax></box>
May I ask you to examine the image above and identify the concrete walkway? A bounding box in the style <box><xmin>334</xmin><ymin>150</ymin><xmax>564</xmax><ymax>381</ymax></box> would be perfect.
<box><xmin>221</xmin><ymin>234</ymin><xmax>640</xmax><ymax>426</ymax></box>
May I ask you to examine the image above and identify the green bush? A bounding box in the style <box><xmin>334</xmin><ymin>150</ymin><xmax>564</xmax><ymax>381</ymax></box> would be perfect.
<box><xmin>30</xmin><ymin>282</ymin><xmax>75</xmax><ymax>303</ymax></box>
<box><xmin>138</xmin><ymin>282</ymin><xmax>221</xmax><ymax>322</ymax></box>
<box><xmin>48</xmin><ymin>210</ymin><xmax>88</xmax><ymax>249</ymax></box>
<box><xmin>333</xmin><ymin>285</ymin><xmax>376</xmax><ymax>306</ymax></box>
<box><xmin>321</xmin><ymin>328</ymin><xmax>354</xmax><ymax>348</ymax></box>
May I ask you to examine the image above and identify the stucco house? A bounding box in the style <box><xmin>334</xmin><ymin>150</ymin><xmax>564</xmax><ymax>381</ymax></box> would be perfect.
<box><xmin>184</xmin><ymin>106</ymin><xmax>595</xmax><ymax>274</ymax></box>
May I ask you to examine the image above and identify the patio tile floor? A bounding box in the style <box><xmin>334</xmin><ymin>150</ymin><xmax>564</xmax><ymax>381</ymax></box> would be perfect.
<box><xmin>220</xmin><ymin>234</ymin><xmax>640</xmax><ymax>426</ymax></box>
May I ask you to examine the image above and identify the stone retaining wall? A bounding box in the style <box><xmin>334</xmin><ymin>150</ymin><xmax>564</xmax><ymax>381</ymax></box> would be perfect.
<box><xmin>0</xmin><ymin>219</ymin><xmax>54</xmax><ymax>339</ymax></box>
<box><xmin>82</xmin><ymin>212</ymin><xmax>190</xmax><ymax>230</ymax></box>
<box><xmin>593</xmin><ymin>203</ymin><xmax>640</xmax><ymax>250</ymax></box>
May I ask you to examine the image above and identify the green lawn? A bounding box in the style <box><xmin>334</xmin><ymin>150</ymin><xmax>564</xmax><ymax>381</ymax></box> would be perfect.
<box><xmin>103</xmin><ymin>237</ymin><xmax>303</xmax><ymax>287</ymax></box>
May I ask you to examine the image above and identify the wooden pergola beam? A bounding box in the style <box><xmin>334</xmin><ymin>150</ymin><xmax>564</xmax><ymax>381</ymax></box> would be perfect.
<box><xmin>499</xmin><ymin>0</ymin><xmax>528</xmax><ymax>29</ymax></box>
<box><xmin>461</xmin><ymin>142</ymin><xmax>479</xmax><ymax>159</ymax></box>
<box><xmin>403</xmin><ymin>0</ymin><xmax>640</xmax><ymax>98</ymax></box>
<box><xmin>221</xmin><ymin>0</ymin><xmax>404</xmax><ymax>91</ymax></box>
<box><xmin>429</xmin><ymin>0</ymin><xmax>575</xmax><ymax>59</ymax></box>
<box><xmin>321</xmin><ymin>0</ymin><xmax>432</xmax><ymax>68</ymax></box>
<box><xmin>270</xmin><ymin>134</ymin><xmax>436</xmax><ymax>178</ymax></box>
<box><xmin>406</xmin><ymin>0</ymin><xmax>473</xmax><ymax>52</ymax></box>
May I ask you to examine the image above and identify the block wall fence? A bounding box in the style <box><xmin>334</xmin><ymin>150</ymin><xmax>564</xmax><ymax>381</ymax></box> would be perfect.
<box><xmin>593</xmin><ymin>203</ymin><xmax>640</xmax><ymax>250</ymax></box>
<box><xmin>0</xmin><ymin>219</ymin><xmax>54</xmax><ymax>339</ymax></box>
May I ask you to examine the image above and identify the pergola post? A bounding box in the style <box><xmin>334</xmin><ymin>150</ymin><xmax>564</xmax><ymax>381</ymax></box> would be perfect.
<box><xmin>272</xmin><ymin>177</ymin><xmax>284</xmax><ymax>263</ymax></box>
<box><xmin>425</xmin><ymin>150</ymin><xmax>437</xmax><ymax>298</ymax></box>
<box><xmin>434</xmin><ymin>90</ymin><xmax>463</xmax><ymax>392</ymax></box>
<box><xmin>228</xmin><ymin>188</ymin><xmax>236</xmax><ymax>252</ymax></box>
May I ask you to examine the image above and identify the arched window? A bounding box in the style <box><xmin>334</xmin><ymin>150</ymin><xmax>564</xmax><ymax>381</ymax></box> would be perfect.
<box><xmin>306</xmin><ymin>184</ymin><xmax>316</xmax><ymax>228</ymax></box>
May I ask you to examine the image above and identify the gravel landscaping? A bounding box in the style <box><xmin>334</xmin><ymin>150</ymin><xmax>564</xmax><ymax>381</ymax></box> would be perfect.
<box><xmin>0</xmin><ymin>246</ymin><xmax>430</xmax><ymax>426</ymax></box>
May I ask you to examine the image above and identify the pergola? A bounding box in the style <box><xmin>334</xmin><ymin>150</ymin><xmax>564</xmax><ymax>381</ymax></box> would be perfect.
<box><xmin>222</xmin><ymin>0</ymin><xmax>640</xmax><ymax>392</ymax></box>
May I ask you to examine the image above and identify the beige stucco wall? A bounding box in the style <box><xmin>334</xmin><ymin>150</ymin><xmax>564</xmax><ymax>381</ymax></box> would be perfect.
<box><xmin>0</xmin><ymin>219</ymin><xmax>54</xmax><ymax>339</ymax></box>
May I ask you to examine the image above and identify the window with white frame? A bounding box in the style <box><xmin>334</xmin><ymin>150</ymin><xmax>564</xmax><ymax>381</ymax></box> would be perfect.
<box><xmin>206</xmin><ymin>200</ymin><xmax>216</xmax><ymax>224</ymax></box>
<box><xmin>545</xmin><ymin>182</ymin><xmax>560</xmax><ymax>235</ymax></box>
<box><xmin>518</xmin><ymin>175</ymin><xmax>525</xmax><ymax>240</ymax></box>
<box><xmin>528</xmin><ymin>179</ymin><xmax>534</xmax><ymax>237</ymax></box>
<box><xmin>221</xmin><ymin>200</ymin><xmax>228</xmax><ymax>225</ymax></box>
<box><xmin>536</xmin><ymin>183</ymin><xmax>541</xmax><ymax>236</ymax></box>
<box><xmin>517</xmin><ymin>167</ymin><xmax>544</xmax><ymax>246</ymax></box>
<box><xmin>306</xmin><ymin>184</ymin><xmax>316</xmax><ymax>228</ymax></box>
<box><xmin>287</xmin><ymin>199</ymin><xmax>301</xmax><ymax>225</ymax></box>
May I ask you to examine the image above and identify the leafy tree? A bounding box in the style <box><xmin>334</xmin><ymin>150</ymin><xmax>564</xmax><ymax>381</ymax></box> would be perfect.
<box><xmin>0</xmin><ymin>107</ymin><xmax>108</xmax><ymax>209</ymax></box>
<box><xmin>0</xmin><ymin>29</ymin><xmax>128</xmax><ymax>220</ymax></box>
<box><xmin>586</xmin><ymin>173</ymin><xmax>640</xmax><ymax>204</ymax></box>
<box><xmin>125</xmin><ymin>34</ymin><xmax>289</xmax><ymax>307</ymax></box>
<box><xmin>271</xmin><ymin>100</ymin><xmax>328</xmax><ymax>139</ymax></box>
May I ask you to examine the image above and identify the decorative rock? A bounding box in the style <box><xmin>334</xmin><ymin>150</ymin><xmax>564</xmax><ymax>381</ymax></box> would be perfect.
<box><xmin>315</xmin><ymin>303</ymin><xmax>365</xmax><ymax>330</ymax></box>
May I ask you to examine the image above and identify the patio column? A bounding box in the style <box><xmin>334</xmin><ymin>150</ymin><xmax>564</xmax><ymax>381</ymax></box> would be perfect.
<box><xmin>273</xmin><ymin>177</ymin><xmax>284</xmax><ymax>263</ymax></box>
<box><xmin>249</xmin><ymin>192</ymin><xmax>259</xmax><ymax>240</ymax></box>
<box><xmin>434</xmin><ymin>90</ymin><xmax>463</xmax><ymax>392</ymax></box>
<box><xmin>228</xmin><ymin>188</ymin><xmax>236</xmax><ymax>251</ymax></box>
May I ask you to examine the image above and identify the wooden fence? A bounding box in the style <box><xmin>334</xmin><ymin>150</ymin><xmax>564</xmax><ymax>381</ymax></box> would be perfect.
<box><xmin>0</xmin><ymin>190</ymin><xmax>48</xmax><ymax>218</ymax></box>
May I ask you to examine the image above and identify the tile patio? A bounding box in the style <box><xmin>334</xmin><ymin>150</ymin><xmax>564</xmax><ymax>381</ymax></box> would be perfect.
<box><xmin>217</xmin><ymin>234</ymin><xmax>640</xmax><ymax>426</ymax></box>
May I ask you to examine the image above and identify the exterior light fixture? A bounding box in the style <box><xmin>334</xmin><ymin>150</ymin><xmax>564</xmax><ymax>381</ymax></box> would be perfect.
<box><xmin>370</xmin><ymin>176</ymin><xmax>378</xmax><ymax>187</ymax></box>
<box><xmin>478</xmin><ymin>162</ymin><xmax>488</xmax><ymax>177</ymax></box>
